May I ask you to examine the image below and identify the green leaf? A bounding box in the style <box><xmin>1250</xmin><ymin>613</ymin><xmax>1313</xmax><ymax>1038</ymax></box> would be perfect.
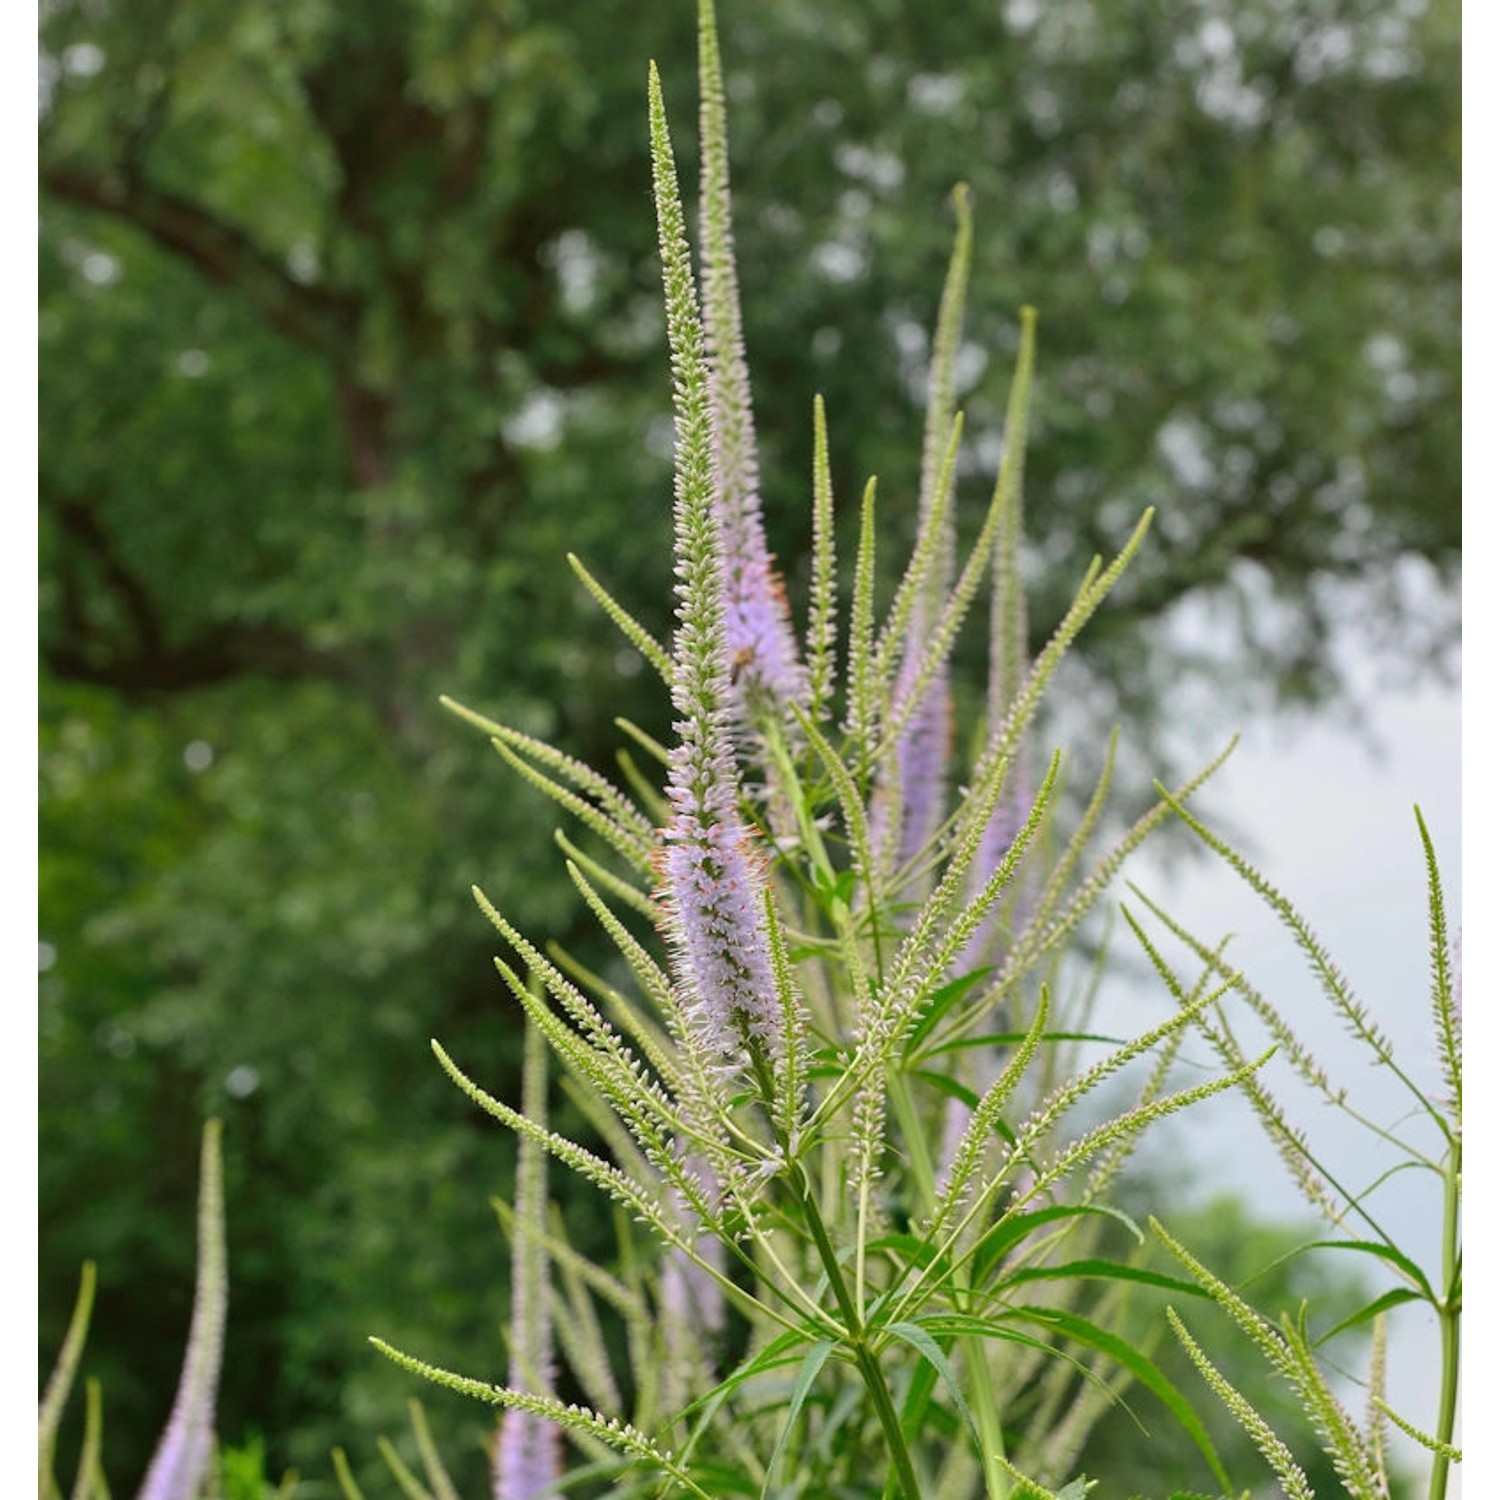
<box><xmin>881</xmin><ymin>1321</ymin><xmax>982</xmax><ymax>1453</ymax></box>
<box><xmin>999</xmin><ymin>1306</ymin><xmax>1232</xmax><ymax>1493</ymax></box>
<box><xmin>762</xmin><ymin>1340</ymin><xmax>837</xmax><ymax>1496</ymax></box>
<box><xmin>1300</xmin><ymin>1239</ymin><xmax>1435</xmax><ymax>1300</ymax></box>
<box><xmin>1314</xmin><ymin>1287</ymin><xmax>1424</xmax><ymax>1346</ymax></box>
<box><xmin>993</xmin><ymin>1258</ymin><xmax>1213</xmax><ymax>1301</ymax></box>
<box><xmin>971</xmin><ymin>1203</ymin><xmax>1144</xmax><ymax>1287</ymax></box>
<box><xmin>921</xmin><ymin>1030</ymin><xmax>1124</xmax><ymax>1059</ymax></box>
<box><xmin>908</xmin><ymin>1069</ymin><xmax>982</xmax><ymax>1112</ymax></box>
<box><xmin>691</xmin><ymin>1327</ymin><xmax>827</xmax><ymax>1408</ymax></box>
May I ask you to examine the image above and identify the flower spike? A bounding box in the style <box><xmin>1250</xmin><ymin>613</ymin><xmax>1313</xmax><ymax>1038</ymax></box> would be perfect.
<box><xmin>138</xmin><ymin>1120</ymin><xmax>228</xmax><ymax>1500</ymax></box>
<box><xmin>696</xmin><ymin>0</ymin><xmax>806</xmax><ymax>722</ymax></box>
<box><xmin>649</xmin><ymin>63</ymin><xmax>784</xmax><ymax>1082</ymax></box>
<box><xmin>874</xmin><ymin>188</ymin><xmax>973</xmax><ymax>882</ymax></box>
<box><xmin>958</xmin><ymin>304</ymin><xmax>1040</xmax><ymax>972</ymax></box>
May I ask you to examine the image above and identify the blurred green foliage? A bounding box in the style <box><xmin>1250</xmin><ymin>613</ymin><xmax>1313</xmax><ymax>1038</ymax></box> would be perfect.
<box><xmin>1075</xmin><ymin>1191</ymin><xmax>1408</xmax><ymax>1497</ymax></box>
<box><xmin>39</xmin><ymin>0</ymin><xmax>1456</xmax><ymax>1491</ymax></box>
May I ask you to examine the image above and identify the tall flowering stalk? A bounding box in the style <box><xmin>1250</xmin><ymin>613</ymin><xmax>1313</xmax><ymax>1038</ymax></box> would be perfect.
<box><xmin>493</xmin><ymin>1018</ymin><xmax>563</xmax><ymax>1500</ymax></box>
<box><xmin>868</xmin><ymin>187</ymin><xmax>972</xmax><ymax>886</ymax></box>
<box><xmin>695</xmin><ymin>0</ymin><xmax>806</xmax><ymax>725</ymax></box>
<box><xmin>137</xmin><ymin>1120</ymin><xmax>227</xmax><ymax>1500</ymax></box>
<box><xmin>955</xmin><ymin>304</ymin><xmax>1040</xmax><ymax>978</ymax></box>
<box><xmin>399</xmin><ymin>9</ymin><xmax>1292</xmax><ymax>1497</ymax></box>
<box><xmin>42</xmin><ymin>6</ymin><xmax>1461</xmax><ymax>1493</ymax></box>
<box><xmin>651</xmin><ymin>56</ymin><xmax>783</xmax><ymax>1084</ymax></box>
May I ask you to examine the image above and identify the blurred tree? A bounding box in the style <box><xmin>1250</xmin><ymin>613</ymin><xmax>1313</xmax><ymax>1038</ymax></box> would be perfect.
<box><xmin>1074</xmin><ymin>1192</ymin><xmax>1412</xmax><ymax>1498</ymax></box>
<box><xmin>39</xmin><ymin>0</ymin><xmax>1457</xmax><ymax>1489</ymax></box>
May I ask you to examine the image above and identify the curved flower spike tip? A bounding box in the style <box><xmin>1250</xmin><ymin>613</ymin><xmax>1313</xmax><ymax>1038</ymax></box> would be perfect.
<box><xmin>696</xmin><ymin>0</ymin><xmax>806</xmax><ymax>724</ymax></box>
<box><xmin>138</xmin><ymin>1119</ymin><xmax>227</xmax><ymax>1500</ymax></box>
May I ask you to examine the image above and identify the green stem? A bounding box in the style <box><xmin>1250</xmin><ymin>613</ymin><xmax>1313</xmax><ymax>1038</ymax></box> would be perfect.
<box><xmin>763</xmin><ymin>721</ymin><xmax>836</xmax><ymax>890</ymax></box>
<box><xmin>1427</xmin><ymin>1136</ymin><xmax>1462</xmax><ymax>1500</ymax></box>
<box><xmin>792</xmin><ymin>1165</ymin><xmax>923</xmax><ymax>1500</ymax></box>
<box><xmin>890</xmin><ymin>1053</ymin><xmax>1015</xmax><ymax>1491</ymax></box>
<box><xmin>963</xmin><ymin>1334</ymin><xmax>1011</xmax><ymax>1500</ymax></box>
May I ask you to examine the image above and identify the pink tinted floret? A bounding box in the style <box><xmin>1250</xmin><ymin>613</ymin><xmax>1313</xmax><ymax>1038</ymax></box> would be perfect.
<box><xmin>661</xmin><ymin>717</ymin><xmax>781</xmax><ymax>1068</ymax></box>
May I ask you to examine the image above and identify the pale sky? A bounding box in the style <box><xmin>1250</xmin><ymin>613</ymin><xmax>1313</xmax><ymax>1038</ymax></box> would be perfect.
<box><xmin>1098</xmin><ymin>601</ymin><xmax>1461</xmax><ymax>1492</ymax></box>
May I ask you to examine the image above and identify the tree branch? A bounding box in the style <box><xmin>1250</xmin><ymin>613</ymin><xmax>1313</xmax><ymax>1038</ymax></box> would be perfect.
<box><xmin>51</xmin><ymin>496</ymin><xmax>166</xmax><ymax>657</ymax></box>
<box><xmin>42</xmin><ymin>166</ymin><xmax>359</xmax><ymax>362</ymax></box>
<box><xmin>44</xmin><ymin>621</ymin><xmax>366</xmax><ymax>697</ymax></box>
<box><xmin>44</xmin><ymin>489</ymin><xmax>367</xmax><ymax>698</ymax></box>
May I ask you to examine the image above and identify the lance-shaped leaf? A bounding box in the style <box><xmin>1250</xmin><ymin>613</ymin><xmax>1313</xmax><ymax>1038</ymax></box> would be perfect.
<box><xmin>138</xmin><ymin>1119</ymin><xmax>227</xmax><ymax>1500</ymax></box>
<box><xmin>696</xmin><ymin>0</ymin><xmax>805</xmax><ymax>721</ymax></box>
<box><xmin>650</xmin><ymin>62</ymin><xmax>784</xmax><ymax>1086</ymax></box>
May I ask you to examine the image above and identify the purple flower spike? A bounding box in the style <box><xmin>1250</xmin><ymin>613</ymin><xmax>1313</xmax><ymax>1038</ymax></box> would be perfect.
<box><xmin>651</xmin><ymin>55</ymin><xmax>781</xmax><ymax>1077</ymax></box>
<box><xmin>494</xmin><ymin>1409</ymin><xmax>563</xmax><ymax>1500</ymax></box>
<box><xmin>138</xmin><ymin>1121</ymin><xmax>227</xmax><ymax>1500</ymax></box>
<box><xmin>893</xmin><ymin>657</ymin><xmax>954</xmax><ymax>873</ymax></box>
<box><xmin>661</xmin><ymin>743</ymin><xmax>782</xmax><ymax>1071</ymax></box>
<box><xmin>719</xmin><ymin>539</ymin><xmax>807</xmax><ymax>721</ymax></box>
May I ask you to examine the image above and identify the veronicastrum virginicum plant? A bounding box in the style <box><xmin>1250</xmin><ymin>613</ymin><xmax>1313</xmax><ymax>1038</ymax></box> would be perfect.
<box><xmin>34</xmin><ymin>4</ymin><xmax>1460</xmax><ymax>1497</ymax></box>
<box><xmin>374</xmin><ymin>4</ymin><xmax>1261</xmax><ymax>1496</ymax></box>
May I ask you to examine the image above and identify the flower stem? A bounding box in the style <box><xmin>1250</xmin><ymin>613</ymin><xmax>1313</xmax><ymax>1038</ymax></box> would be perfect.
<box><xmin>963</xmin><ymin>1334</ymin><xmax>1012</xmax><ymax>1500</ymax></box>
<box><xmin>1427</xmin><ymin>1134</ymin><xmax>1462</xmax><ymax>1500</ymax></box>
<box><xmin>790</xmin><ymin>1163</ymin><xmax>923</xmax><ymax>1500</ymax></box>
